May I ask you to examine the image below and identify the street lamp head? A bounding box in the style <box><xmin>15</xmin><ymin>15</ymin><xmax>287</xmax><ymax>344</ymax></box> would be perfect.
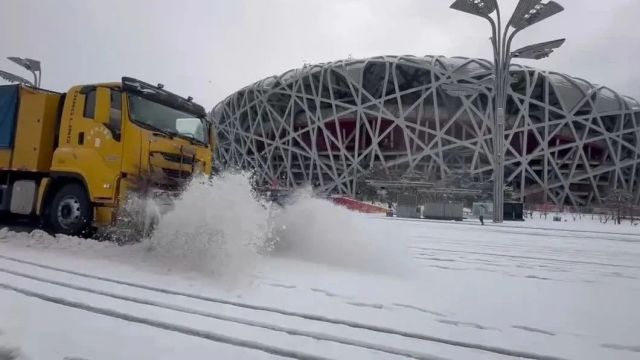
<box><xmin>510</xmin><ymin>0</ymin><xmax>564</xmax><ymax>30</ymax></box>
<box><xmin>450</xmin><ymin>0</ymin><xmax>497</xmax><ymax>18</ymax></box>
<box><xmin>511</xmin><ymin>38</ymin><xmax>566</xmax><ymax>59</ymax></box>
<box><xmin>530</xmin><ymin>50</ymin><xmax>552</xmax><ymax>60</ymax></box>
<box><xmin>0</xmin><ymin>70</ymin><xmax>34</xmax><ymax>86</ymax></box>
<box><xmin>7</xmin><ymin>57</ymin><xmax>41</xmax><ymax>72</ymax></box>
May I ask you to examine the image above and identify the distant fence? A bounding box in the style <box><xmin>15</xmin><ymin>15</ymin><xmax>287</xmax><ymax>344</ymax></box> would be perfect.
<box><xmin>530</xmin><ymin>203</ymin><xmax>640</xmax><ymax>216</ymax></box>
<box><xmin>471</xmin><ymin>202</ymin><xmax>523</xmax><ymax>221</ymax></box>
<box><xmin>423</xmin><ymin>203</ymin><xmax>464</xmax><ymax>221</ymax></box>
<box><xmin>396</xmin><ymin>201</ymin><xmax>463</xmax><ymax>221</ymax></box>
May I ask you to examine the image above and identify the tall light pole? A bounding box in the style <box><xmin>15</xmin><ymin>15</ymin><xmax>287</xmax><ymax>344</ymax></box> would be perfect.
<box><xmin>449</xmin><ymin>0</ymin><xmax>565</xmax><ymax>223</ymax></box>
<box><xmin>0</xmin><ymin>70</ymin><xmax>34</xmax><ymax>86</ymax></box>
<box><xmin>7</xmin><ymin>57</ymin><xmax>41</xmax><ymax>88</ymax></box>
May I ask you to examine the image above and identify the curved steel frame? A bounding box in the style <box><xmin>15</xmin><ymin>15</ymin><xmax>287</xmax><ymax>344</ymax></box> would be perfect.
<box><xmin>213</xmin><ymin>56</ymin><xmax>640</xmax><ymax>207</ymax></box>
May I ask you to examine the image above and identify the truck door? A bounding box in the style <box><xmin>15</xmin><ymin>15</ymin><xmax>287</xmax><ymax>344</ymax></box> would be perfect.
<box><xmin>77</xmin><ymin>87</ymin><xmax>124</xmax><ymax>200</ymax></box>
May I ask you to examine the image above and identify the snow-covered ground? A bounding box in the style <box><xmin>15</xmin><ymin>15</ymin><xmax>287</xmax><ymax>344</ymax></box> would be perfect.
<box><xmin>0</xmin><ymin>175</ymin><xmax>639</xmax><ymax>360</ymax></box>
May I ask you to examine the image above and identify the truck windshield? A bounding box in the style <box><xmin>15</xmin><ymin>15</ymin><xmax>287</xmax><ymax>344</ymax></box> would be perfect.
<box><xmin>127</xmin><ymin>94</ymin><xmax>208</xmax><ymax>145</ymax></box>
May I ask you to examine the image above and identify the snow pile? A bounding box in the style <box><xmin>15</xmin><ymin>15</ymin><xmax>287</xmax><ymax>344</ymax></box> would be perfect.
<box><xmin>0</xmin><ymin>227</ymin><xmax>15</xmax><ymax>241</ymax></box>
<box><xmin>0</xmin><ymin>227</ymin><xmax>114</xmax><ymax>252</ymax></box>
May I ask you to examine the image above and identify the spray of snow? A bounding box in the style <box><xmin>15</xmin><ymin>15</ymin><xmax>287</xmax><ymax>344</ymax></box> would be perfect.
<box><xmin>140</xmin><ymin>174</ymin><xmax>412</xmax><ymax>276</ymax></box>
<box><xmin>0</xmin><ymin>171</ymin><xmax>412</xmax><ymax>279</ymax></box>
<box><xmin>138</xmin><ymin>172</ymin><xmax>412</xmax><ymax>277</ymax></box>
<box><xmin>267</xmin><ymin>188</ymin><xmax>413</xmax><ymax>275</ymax></box>
<box><xmin>141</xmin><ymin>172</ymin><xmax>271</xmax><ymax>279</ymax></box>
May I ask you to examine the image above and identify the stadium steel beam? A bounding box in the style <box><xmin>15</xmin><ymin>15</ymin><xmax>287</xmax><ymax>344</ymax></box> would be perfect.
<box><xmin>450</xmin><ymin>0</ymin><xmax>564</xmax><ymax>222</ymax></box>
<box><xmin>213</xmin><ymin>55</ymin><xmax>640</xmax><ymax>208</ymax></box>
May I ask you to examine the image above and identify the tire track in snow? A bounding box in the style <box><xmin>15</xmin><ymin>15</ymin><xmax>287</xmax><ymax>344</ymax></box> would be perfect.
<box><xmin>381</xmin><ymin>216</ymin><xmax>640</xmax><ymax>239</ymax></box>
<box><xmin>0</xmin><ymin>266</ymin><xmax>442</xmax><ymax>360</ymax></box>
<box><xmin>0</xmin><ymin>254</ymin><xmax>568</xmax><ymax>360</ymax></box>
<box><xmin>0</xmin><ymin>282</ymin><xmax>328</xmax><ymax>360</ymax></box>
<box><xmin>411</xmin><ymin>247</ymin><xmax>640</xmax><ymax>270</ymax></box>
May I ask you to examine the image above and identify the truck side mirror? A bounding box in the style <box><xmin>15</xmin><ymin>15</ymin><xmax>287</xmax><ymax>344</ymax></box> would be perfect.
<box><xmin>94</xmin><ymin>87</ymin><xmax>111</xmax><ymax>125</ymax></box>
<box><xmin>210</xmin><ymin>126</ymin><xmax>218</xmax><ymax>150</ymax></box>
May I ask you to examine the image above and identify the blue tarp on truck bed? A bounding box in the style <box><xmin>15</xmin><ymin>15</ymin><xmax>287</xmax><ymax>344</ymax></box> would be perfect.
<box><xmin>0</xmin><ymin>84</ymin><xmax>19</xmax><ymax>148</ymax></box>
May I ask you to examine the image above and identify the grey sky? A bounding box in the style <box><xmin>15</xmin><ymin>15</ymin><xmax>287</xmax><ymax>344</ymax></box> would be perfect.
<box><xmin>1</xmin><ymin>0</ymin><xmax>638</xmax><ymax>109</ymax></box>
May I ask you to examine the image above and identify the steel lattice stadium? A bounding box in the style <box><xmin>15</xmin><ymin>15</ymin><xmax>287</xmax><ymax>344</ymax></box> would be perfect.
<box><xmin>212</xmin><ymin>56</ymin><xmax>640</xmax><ymax>206</ymax></box>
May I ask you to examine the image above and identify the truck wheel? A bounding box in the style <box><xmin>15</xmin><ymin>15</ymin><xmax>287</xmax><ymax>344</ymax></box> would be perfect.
<box><xmin>48</xmin><ymin>183</ymin><xmax>93</xmax><ymax>237</ymax></box>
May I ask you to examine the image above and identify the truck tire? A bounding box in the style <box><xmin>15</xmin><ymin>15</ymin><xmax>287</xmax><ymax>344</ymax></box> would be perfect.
<box><xmin>48</xmin><ymin>183</ymin><xmax>94</xmax><ymax>237</ymax></box>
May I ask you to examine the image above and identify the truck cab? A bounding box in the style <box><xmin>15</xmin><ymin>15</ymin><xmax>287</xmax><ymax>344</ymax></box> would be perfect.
<box><xmin>0</xmin><ymin>77</ymin><xmax>214</xmax><ymax>236</ymax></box>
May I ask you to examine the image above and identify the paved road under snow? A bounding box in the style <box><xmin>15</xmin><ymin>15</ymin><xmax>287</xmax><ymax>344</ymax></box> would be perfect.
<box><xmin>0</xmin><ymin>215</ymin><xmax>639</xmax><ymax>360</ymax></box>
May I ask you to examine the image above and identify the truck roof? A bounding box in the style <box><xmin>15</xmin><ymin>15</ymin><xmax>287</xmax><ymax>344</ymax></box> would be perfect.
<box><xmin>2</xmin><ymin>77</ymin><xmax>206</xmax><ymax>118</ymax></box>
<box><xmin>122</xmin><ymin>77</ymin><xmax>206</xmax><ymax>117</ymax></box>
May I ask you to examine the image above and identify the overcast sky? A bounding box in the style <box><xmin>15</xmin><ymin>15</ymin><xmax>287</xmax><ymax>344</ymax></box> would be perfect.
<box><xmin>2</xmin><ymin>0</ymin><xmax>639</xmax><ymax>109</ymax></box>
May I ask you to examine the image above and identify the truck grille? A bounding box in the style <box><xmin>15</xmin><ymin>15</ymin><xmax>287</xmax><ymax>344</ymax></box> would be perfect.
<box><xmin>162</xmin><ymin>168</ymin><xmax>192</xmax><ymax>180</ymax></box>
<box><xmin>158</xmin><ymin>152</ymin><xmax>195</xmax><ymax>165</ymax></box>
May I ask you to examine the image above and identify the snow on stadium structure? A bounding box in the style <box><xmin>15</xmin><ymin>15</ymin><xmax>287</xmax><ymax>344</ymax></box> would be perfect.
<box><xmin>212</xmin><ymin>56</ymin><xmax>640</xmax><ymax>206</ymax></box>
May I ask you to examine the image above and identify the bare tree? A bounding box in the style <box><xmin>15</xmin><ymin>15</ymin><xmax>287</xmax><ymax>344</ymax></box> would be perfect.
<box><xmin>602</xmin><ymin>189</ymin><xmax>634</xmax><ymax>225</ymax></box>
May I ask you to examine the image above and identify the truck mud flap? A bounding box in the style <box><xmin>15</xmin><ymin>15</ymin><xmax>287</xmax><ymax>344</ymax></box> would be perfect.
<box><xmin>0</xmin><ymin>184</ymin><xmax>10</xmax><ymax>211</ymax></box>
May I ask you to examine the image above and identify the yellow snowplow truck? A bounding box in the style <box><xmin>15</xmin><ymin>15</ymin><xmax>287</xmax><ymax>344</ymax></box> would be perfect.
<box><xmin>0</xmin><ymin>77</ymin><xmax>214</xmax><ymax>236</ymax></box>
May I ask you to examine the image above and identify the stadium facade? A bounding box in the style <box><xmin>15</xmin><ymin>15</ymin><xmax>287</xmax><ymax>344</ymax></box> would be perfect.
<box><xmin>212</xmin><ymin>56</ymin><xmax>640</xmax><ymax>206</ymax></box>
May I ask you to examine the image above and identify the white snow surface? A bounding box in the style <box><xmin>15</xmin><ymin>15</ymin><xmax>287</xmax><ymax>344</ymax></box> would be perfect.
<box><xmin>0</xmin><ymin>174</ymin><xmax>639</xmax><ymax>360</ymax></box>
